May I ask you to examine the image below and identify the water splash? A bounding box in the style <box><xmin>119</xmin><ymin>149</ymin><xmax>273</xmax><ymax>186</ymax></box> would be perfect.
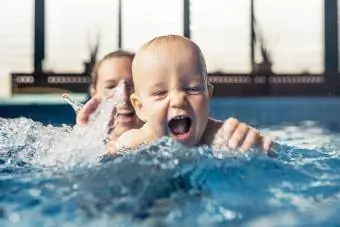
<box><xmin>36</xmin><ymin>84</ymin><xmax>125</xmax><ymax>168</ymax></box>
<box><xmin>62</xmin><ymin>93</ymin><xmax>84</xmax><ymax>112</ymax></box>
<box><xmin>0</xmin><ymin>83</ymin><xmax>126</xmax><ymax>169</ymax></box>
<box><xmin>2</xmin><ymin>133</ymin><xmax>340</xmax><ymax>226</ymax></box>
<box><xmin>1</xmin><ymin>98</ymin><xmax>340</xmax><ymax>226</ymax></box>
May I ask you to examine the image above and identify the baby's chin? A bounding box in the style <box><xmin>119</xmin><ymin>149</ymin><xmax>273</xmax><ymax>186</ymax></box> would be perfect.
<box><xmin>173</xmin><ymin>137</ymin><xmax>199</xmax><ymax>148</ymax></box>
<box><xmin>167</xmin><ymin>129</ymin><xmax>199</xmax><ymax>147</ymax></box>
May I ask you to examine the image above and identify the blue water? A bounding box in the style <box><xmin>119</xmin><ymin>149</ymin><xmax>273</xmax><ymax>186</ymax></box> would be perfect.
<box><xmin>1</xmin><ymin>98</ymin><xmax>340</xmax><ymax>226</ymax></box>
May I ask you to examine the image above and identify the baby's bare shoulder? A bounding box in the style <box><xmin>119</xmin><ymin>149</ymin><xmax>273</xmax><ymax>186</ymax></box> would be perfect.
<box><xmin>104</xmin><ymin>129</ymin><xmax>144</xmax><ymax>155</ymax></box>
<box><xmin>199</xmin><ymin>118</ymin><xmax>224</xmax><ymax>145</ymax></box>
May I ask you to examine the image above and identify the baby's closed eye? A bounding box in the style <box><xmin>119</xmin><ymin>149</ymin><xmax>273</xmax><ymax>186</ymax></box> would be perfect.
<box><xmin>184</xmin><ymin>85</ymin><xmax>205</xmax><ymax>94</ymax></box>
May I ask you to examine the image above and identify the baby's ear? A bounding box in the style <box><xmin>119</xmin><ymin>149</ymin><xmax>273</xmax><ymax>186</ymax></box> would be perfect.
<box><xmin>130</xmin><ymin>93</ymin><xmax>146</xmax><ymax>122</ymax></box>
<box><xmin>207</xmin><ymin>83</ymin><xmax>214</xmax><ymax>98</ymax></box>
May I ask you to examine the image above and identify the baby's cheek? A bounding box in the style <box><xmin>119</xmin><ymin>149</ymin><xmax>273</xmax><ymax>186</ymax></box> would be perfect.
<box><xmin>148</xmin><ymin>104</ymin><xmax>168</xmax><ymax>135</ymax></box>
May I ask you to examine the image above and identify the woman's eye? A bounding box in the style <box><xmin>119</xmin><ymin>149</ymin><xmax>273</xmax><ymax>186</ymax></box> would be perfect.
<box><xmin>105</xmin><ymin>85</ymin><xmax>116</xmax><ymax>90</ymax></box>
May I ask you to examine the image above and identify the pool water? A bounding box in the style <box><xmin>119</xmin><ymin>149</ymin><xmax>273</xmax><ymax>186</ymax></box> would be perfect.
<box><xmin>1</xmin><ymin>97</ymin><xmax>340</xmax><ymax>227</ymax></box>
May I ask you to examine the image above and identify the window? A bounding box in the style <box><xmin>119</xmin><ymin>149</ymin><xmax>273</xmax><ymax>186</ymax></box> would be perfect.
<box><xmin>191</xmin><ymin>0</ymin><xmax>323</xmax><ymax>73</ymax></box>
<box><xmin>0</xmin><ymin>0</ymin><xmax>34</xmax><ymax>72</ymax></box>
<box><xmin>122</xmin><ymin>0</ymin><xmax>182</xmax><ymax>51</ymax></box>
<box><xmin>255</xmin><ymin>0</ymin><xmax>323</xmax><ymax>73</ymax></box>
<box><xmin>191</xmin><ymin>0</ymin><xmax>251</xmax><ymax>73</ymax></box>
<box><xmin>46</xmin><ymin>0</ymin><xmax>119</xmax><ymax>72</ymax></box>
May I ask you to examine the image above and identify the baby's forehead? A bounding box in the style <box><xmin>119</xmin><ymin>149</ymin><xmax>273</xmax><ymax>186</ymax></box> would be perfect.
<box><xmin>145</xmin><ymin>38</ymin><xmax>198</xmax><ymax>57</ymax></box>
<box><xmin>134</xmin><ymin>41</ymin><xmax>201</xmax><ymax>71</ymax></box>
<box><xmin>132</xmin><ymin>36</ymin><xmax>207</xmax><ymax>87</ymax></box>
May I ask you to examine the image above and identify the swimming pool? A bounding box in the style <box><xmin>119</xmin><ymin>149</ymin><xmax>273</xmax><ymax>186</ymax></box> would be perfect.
<box><xmin>1</xmin><ymin>97</ymin><xmax>340</xmax><ymax>226</ymax></box>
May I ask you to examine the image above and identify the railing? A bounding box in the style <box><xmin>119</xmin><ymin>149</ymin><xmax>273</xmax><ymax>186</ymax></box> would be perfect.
<box><xmin>11</xmin><ymin>72</ymin><xmax>333</xmax><ymax>95</ymax></box>
<box><xmin>12</xmin><ymin>73</ymin><xmax>91</xmax><ymax>93</ymax></box>
<box><xmin>208</xmin><ymin>73</ymin><xmax>325</xmax><ymax>84</ymax></box>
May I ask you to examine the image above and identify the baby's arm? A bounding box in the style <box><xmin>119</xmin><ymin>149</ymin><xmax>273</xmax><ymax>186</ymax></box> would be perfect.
<box><xmin>105</xmin><ymin>126</ymin><xmax>153</xmax><ymax>155</ymax></box>
<box><xmin>105</xmin><ymin>130</ymin><xmax>138</xmax><ymax>154</ymax></box>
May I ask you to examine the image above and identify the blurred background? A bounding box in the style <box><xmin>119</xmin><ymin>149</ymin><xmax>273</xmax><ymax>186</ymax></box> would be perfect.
<box><xmin>0</xmin><ymin>0</ymin><xmax>339</xmax><ymax>125</ymax></box>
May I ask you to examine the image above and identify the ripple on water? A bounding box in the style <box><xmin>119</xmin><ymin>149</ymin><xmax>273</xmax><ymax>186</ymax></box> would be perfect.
<box><xmin>1</xmin><ymin>117</ymin><xmax>340</xmax><ymax>226</ymax></box>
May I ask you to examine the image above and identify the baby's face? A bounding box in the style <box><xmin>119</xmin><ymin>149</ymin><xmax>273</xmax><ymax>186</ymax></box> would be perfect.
<box><xmin>132</xmin><ymin>41</ymin><xmax>210</xmax><ymax>146</ymax></box>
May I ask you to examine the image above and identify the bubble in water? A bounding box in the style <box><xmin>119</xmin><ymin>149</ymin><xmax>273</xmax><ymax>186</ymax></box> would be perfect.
<box><xmin>9</xmin><ymin>213</ymin><xmax>20</xmax><ymax>224</ymax></box>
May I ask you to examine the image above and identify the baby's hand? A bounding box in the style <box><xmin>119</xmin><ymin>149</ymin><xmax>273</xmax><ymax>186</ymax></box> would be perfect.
<box><xmin>213</xmin><ymin>117</ymin><xmax>273</xmax><ymax>153</ymax></box>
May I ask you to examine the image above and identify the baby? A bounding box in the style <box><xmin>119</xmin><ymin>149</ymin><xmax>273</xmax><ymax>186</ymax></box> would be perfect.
<box><xmin>107</xmin><ymin>35</ymin><xmax>273</xmax><ymax>154</ymax></box>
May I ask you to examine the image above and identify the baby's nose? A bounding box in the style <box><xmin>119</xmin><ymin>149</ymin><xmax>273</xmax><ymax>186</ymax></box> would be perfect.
<box><xmin>169</xmin><ymin>90</ymin><xmax>187</xmax><ymax>108</ymax></box>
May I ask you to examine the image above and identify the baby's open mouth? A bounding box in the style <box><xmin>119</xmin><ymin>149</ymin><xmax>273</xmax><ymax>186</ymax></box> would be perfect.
<box><xmin>168</xmin><ymin>115</ymin><xmax>192</xmax><ymax>136</ymax></box>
